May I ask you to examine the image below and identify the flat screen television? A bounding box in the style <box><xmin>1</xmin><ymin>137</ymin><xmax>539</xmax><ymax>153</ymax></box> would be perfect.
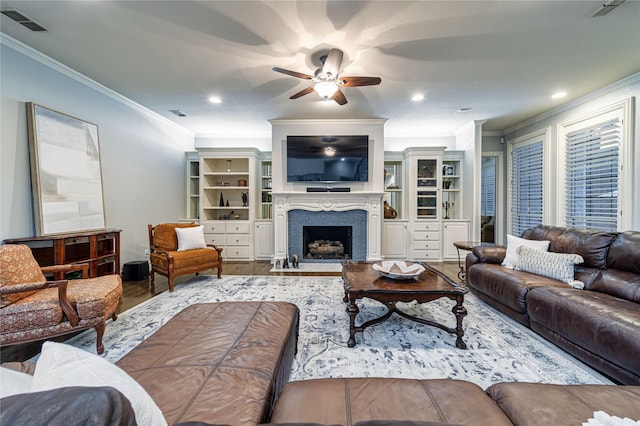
<box><xmin>286</xmin><ymin>135</ymin><xmax>369</xmax><ymax>182</ymax></box>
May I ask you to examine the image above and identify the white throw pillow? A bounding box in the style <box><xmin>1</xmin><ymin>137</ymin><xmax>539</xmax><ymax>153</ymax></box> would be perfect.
<box><xmin>0</xmin><ymin>367</ymin><xmax>33</xmax><ymax>398</ymax></box>
<box><xmin>517</xmin><ymin>245</ymin><xmax>585</xmax><ymax>288</ymax></box>
<box><xmin>175</xmin><ymin>225</ymin><xmax>206</xmax><ymax>251</ymax></box>
<box><xmin>502</xmin><ymin>234</ymin><xmax>551</xmax><ymax>269</ymax></box>
<box><xmin>32</xmin><ymin>342</ymin><xmax>167</xmax><ymax>426</ymax></box>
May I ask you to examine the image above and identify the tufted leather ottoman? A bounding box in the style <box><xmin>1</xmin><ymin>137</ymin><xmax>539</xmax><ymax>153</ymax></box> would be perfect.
<box><xmin>116</xmin><ymin>301</ymin><xmax>299</xmax><ymax>425</ymax></box>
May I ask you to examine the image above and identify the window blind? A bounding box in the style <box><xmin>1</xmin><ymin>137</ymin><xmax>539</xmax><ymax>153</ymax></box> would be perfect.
<box><xmin>511</xmin><ymin>141</ymin><xmax>543</xmax><ymax>236</ymax></box>
<box><xmin>481</xmin><ymin>157</ymin><xmax>496</xmax><ymax>216</ymax></box>
<box><xmin>565</xmin><ymin>118</ymin><xmax>620</xmax><ymax>232</ymax></box>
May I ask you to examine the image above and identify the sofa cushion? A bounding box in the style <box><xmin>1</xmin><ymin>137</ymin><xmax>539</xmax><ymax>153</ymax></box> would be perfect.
<box><xmin>521</xmin><ymin>225</ymin><xmax>617</xmax><ymax>269</ymax></box>
<box><xmin>176</xmin><ymin>225</ymin><xmax>207</xmax><ymax>251</ymax></box>
<box><xmin>66</xmin><ymin>275</ymin><xmax>122</xmax><ymax>320</ymax></box>
<box><xmin>516</xmin><ymin>246</ymin><xmax>584</xmax><ymax>288</ymax></box>
<box><xmin>270</xmin><ymin>378</ymin><xmax>512</xmax><ymax>426</ymax></box>
<box><xmin>150</xmin><ymin>247</ymin><xmax>220</xmax><ymax>273</ymax></box>
<box><xmin>32</xmin><ymin>341</ymin><xmax>167</xmax><ymax>426</ymax></box>
<box><xmin>0</xmin><ymin>366</ymin><xmax>33</xmax><ymax>397</ymax></box>
<box><xmin>502</xmin><ymin>234</ymin><xmax>550</xmax><ymax>269</ymax></box>
<box><xmin>588</xmin><ymin>269</ymin><xmax>640</xmax><ymax>303</ymax></box>
<box><xmin>527</xmin><ymin>287</ymin><xmax>640</xmax><ymax>378</ymax></box>
<box><xmin>486</xmin><ymin>382</ymin><xmax>640</xmax><ymax>426</ymax></box>
<box><xmin>0</xmin><ymin>290</ymin><xmax>63</xmax><ymax>333</ymax></box>
<box><xmin>606</xmin><ymin>231</ymin><xmax>640</xmax><ymax>274</ymax></box>
<box><xmin>467</xmin><ymin>263</ymin><xmax>569</xmax><ymax>315</ymax></box>
<box><xmin>0</xmin><ymin>245</ymin><xmax>46</xmax><ymax>307</ymax></box>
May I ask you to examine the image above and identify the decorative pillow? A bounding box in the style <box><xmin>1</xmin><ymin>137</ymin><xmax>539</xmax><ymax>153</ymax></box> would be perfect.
<box><xmin>175</xmin><ymin>225</ymin><xmax>207</xmax><ymax>251</ymax></box>
<box><xmin>32</xmin><ymin>342</ymin><xmax>167</xmax><ymax>426</ymax></box>
<box><xmin>516</xmin><ymin>245</ymin><xmax>585</xmax><ymax>289</ymax></box>
<box><xmin>501</xmin><ymin>234</ymin><xmax>551</xmax><ymax>269</ymax></box>
<box><xmin>0</xmin><ymin>366</ymin><xmax>34</xmax><ymax>398</ymax></box>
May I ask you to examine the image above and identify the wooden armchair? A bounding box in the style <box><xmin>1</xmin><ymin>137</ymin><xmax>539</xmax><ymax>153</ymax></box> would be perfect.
<box><xmin>148</xmin><ymin>223</ymin><xmax>222</xmax><ymax>292</ymax></box>
<box><xmin>0</xmin><ymin>244</ymin><xmax>122</xmax><ymax>354</ymax></box>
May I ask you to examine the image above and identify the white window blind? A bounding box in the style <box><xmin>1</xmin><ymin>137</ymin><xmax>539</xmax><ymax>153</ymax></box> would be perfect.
<box><xmin>565</xmin><ymin>117</ymin><xmax>620</xmax><ymax>232</ymax></box>
<box><xmin>511</xmin><ymin>140</ymin><xmax>543</xmax><ymax>236</ymax></box>
<box><xmin>481</xmin><ymin>157</ymin><xmax>496</xmax><ymax>216</ymax></box>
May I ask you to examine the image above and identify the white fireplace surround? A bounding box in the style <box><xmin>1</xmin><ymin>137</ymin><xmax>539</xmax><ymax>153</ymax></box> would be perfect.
<box><xmin>272</xmin><ymin>192</ymin><xmax>384</xmax><ymax>262</ymax></box>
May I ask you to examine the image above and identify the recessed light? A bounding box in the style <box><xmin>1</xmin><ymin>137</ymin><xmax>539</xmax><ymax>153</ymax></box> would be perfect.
<box><xmin>551</xmin><ymin>91</ymin><xmax>567</xmax><ymax>99</ymax></box>
<box><xmin>411</xmin><ymin>94</ymin><xmax>424</xmax><ymax>102</ymax></box>
<box><xmin>209</xmin><ymin>96</ymin><xmax>222</xmax><ymax>104</ymax></box>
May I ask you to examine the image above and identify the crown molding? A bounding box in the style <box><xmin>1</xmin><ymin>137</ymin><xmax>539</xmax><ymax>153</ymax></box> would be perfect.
<box><xmin>503</xmin><ymin>72</ymin><xmax>640</xmax><ymax>135</ymax></box>
<box><xmin>1</xmin><ymin>33</ymin><xmax>194</xmax><ymax>138</ymax></box>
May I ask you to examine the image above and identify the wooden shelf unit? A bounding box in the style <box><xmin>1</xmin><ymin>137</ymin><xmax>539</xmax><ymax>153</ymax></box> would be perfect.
<box><xmin>4</xmin><ymin>229</ymin><xmax>121</xmax><ymax>280</ymax></box>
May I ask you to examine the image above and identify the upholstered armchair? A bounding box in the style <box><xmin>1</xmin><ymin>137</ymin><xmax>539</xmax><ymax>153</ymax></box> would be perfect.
<box><xmin>0</xmin><ymin>244</ymin><xmax>122</xmax><ymax>354</ymax></box>
<box><xmin>148</xmin><ymin>223</ymin><xmax>222</xmax><ymax>292</ymax></box>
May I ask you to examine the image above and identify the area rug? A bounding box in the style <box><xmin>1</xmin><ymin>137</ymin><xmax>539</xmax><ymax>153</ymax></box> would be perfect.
<box><xmin>269</xmin><ymin>262</ymin><xmax>342</xmax><ymax>273</ymax></box>
<box><xmin>64</xmin><ymin>275</ymin><xmax>611</xmax><ymax>389</ymax></box>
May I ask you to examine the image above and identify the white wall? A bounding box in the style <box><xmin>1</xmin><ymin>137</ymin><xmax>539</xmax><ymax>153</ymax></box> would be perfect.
<box><xmin>1</xmin><ymin>37</ymin><xmax>194</xmax><ymax>266</ymax></box>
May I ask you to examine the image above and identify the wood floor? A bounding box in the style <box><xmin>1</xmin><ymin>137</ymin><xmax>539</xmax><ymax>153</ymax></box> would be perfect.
<box><xmin>1</xmin><ymin>260</ymin><xmax>461</xmax><ymax>363</ymax></box>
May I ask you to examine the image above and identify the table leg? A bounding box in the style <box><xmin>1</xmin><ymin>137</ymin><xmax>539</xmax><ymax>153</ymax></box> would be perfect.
<box><xmin>456</xmin><ymin>247</ymin><xmax>466</xmax><ymax>281</ymax></box>
<box><xmin>452</xmin><ymin>294</ymin><xmax>467</xmax><ymax>349</ymax></box>
<box><xmin>346</xmin><ymin>293</ymin><xmax>360</xmax><ymax>348</ymax></box>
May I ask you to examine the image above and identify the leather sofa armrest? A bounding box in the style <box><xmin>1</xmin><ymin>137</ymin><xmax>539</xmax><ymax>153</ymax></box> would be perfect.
<box><xmin>472</xmin><ymin>245</ymin><xmax>506</xmax><ymax>264</ymax></box>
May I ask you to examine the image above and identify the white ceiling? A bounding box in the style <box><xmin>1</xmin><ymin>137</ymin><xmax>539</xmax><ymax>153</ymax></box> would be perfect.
<box><xmin>1</xmin><ymin>1</ymin><xmax>639</xmax><ymax>138</ymax></box>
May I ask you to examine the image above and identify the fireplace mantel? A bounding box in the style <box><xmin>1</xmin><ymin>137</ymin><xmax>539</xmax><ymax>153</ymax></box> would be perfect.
<box><xmin>272</xmin><ymin>191</ymin><xmax>384</xmax><ymax>262</ymax></box>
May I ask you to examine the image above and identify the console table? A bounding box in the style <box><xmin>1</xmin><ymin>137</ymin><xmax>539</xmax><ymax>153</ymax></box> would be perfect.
<box><xmin>4</xmin><ymin>229</ymin><xmax>121</xmax><ymax>280</ymax></box>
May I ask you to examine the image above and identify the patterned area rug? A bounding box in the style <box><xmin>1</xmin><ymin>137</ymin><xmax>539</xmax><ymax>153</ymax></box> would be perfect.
<box><xmin>65</xmin><ymin>275</ymin><xmax>611</xmax><ymax>389</ymax></box>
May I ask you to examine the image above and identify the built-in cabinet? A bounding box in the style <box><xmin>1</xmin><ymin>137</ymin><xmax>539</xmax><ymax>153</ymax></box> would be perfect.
<box><xmin>196</xmin><ymin>149</ymin><xmax>259</xmax><ymax>261</ymax></box>
<box><xmin>184</xmin><ymin>152</ymin><xmax>200</xmax><ymax>221</ymax></box>
<box><xmin>381</xmin><ymin>148</ymin><xmax>469</xmax><ymax>261</ymax></box>
<box><xmin>254</xmin><ymin>220</ymin><xmax>273</xmax><ymax>260</ymax></box>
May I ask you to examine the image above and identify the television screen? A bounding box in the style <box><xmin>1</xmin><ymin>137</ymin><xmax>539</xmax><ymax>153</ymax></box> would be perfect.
<box><xmin>286</xmin><ymin>135</ymin><xmax>369</xmax><ymax>182</ymax></box>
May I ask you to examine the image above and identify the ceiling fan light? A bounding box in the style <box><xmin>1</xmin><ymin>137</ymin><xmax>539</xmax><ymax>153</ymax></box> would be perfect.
<box><xmin>323</xmin><ymin>146</ymin><xmax>337</xmax><ymax>156</ymax></box>
<box><xmin>314</xmin><ymin>81</ymin><xmax>338</xmax><ymax>99</ymax></box>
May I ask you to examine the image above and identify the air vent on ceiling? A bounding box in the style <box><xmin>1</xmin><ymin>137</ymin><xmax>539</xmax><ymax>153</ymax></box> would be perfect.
<box><xmin>589</xmin><ymin>0</ymin><xmax>626</xmax><ymax>17</ymax></box>
<box><xmin>1</xmin><ymin>9</ymin><xmax>47</xmax><ymax>31</ymax></box>
<box><xmin>169</xmin><ymin>110</ymin><xmax>187</xmax><ymax>117</ymax></box>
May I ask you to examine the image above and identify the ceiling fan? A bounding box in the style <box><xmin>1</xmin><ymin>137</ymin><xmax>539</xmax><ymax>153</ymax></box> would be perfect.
<box><xmin>272</xmin><ymin>48</ymin><xmax>381</xmax><ymax>105</ymax></box>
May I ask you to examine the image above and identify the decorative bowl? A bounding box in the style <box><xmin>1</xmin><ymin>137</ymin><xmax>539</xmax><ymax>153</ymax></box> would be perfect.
<box><xmin>372</xmin><ymin>261</ymin><xmax>425</xmax><ymax>280</ymax></box>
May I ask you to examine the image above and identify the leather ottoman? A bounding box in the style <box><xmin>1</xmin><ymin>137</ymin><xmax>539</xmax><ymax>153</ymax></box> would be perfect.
<box><xmin>269</xmin><ymin>378</ymin><xmax>513</xmax><ymax>425</ymax></box>
<box><xmin>116</xmin><ymin>302</ymin><xmax>299</xmax><ymax>425</ymax></box>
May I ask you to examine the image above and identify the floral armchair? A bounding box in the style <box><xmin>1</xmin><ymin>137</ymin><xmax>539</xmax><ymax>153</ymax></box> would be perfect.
<box><xmin>0</xmin><ymin>244</ymin><xmax>122</xmax><ymax>354</ymax></box>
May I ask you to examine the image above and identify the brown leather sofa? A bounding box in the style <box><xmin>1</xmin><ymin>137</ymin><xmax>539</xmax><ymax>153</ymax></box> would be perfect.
<box><xmin>466</xmin><ymin>225</ymin><xmax>640</xmax><ymax>385</ymax></box>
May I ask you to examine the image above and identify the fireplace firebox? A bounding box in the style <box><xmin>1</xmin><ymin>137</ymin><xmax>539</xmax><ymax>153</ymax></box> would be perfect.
<box><xmin>303</xmin><ymin>226</ymin><xmax>352</xmax><ymax>259</ymax></box>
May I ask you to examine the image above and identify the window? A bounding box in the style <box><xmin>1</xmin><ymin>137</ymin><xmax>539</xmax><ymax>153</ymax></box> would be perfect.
<box><xmin>481</xmin><ymin>156</ymin><xmax>496</xmax><ymax>216</ymax></box>
<box><xmin>564</xmin><ymin>116</ymin><xmax>621</xmax><ymax>232</ymax></box>
<box><xmin>509</xmin><ymin>133</ymin><xmax>545</xmax><ymax>236</ymax></box>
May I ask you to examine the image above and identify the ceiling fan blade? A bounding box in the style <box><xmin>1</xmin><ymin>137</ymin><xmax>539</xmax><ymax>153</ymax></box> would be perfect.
<box><xmin>272</xmin><ymin>67</ymin><xmax>313</xmax><ymax>80</ymax></box>
<box><xmin>331</xmin><ymin>89</ymin><xmax>348</xmax><ymax>105</ymax></box>
<box><xmin>339</xmin><ymin>76</ymin><xmax>382</xmax><ymax>87</ymax></box>
<box><xmin>290</xmin><ymin>86</ymin><xmax>315</xmax><ymax>99</ymax></box>
<box><xmin>322</xmin><ymin>48</ymin><xmax>344</xmax><ymax>79</ymax></box>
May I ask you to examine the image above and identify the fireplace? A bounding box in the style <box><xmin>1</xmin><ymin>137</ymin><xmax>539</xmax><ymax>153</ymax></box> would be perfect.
<box><xmin>303</xmin><ymin>226</ymin><xmax>352</xmax><ymax>259</ymax></box>
<box><xmin>287</xmin><ymin>209</ymin><xmax>367</xmax><ymax>261</ymax></box>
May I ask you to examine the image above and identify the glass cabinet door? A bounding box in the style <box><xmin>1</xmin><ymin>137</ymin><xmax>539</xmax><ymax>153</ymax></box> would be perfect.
<box><xmin>416</xmin><ymin>159</ymin><xmax>438</xmax><ymax>219</ymax></box>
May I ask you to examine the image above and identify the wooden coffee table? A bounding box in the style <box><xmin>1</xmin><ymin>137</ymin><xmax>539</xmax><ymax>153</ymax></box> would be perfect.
<box><xmin>342</xmin><ymin>261</ymin><xmax>468</xmax><ymax>349</ymax></box>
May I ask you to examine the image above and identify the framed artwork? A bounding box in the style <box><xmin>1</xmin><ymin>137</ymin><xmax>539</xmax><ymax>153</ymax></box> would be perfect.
<box><xmin>27</xmin><ymin>103</ymin><xmax>106</xmax><ymax>236</ymax></box>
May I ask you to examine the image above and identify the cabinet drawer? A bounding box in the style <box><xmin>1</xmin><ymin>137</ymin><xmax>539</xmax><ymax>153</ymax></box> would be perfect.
<box><xmin>413</xmin><ymin>231</ymin><xmax>440</xmax><ymax>241</ymax></box>
<box><xmin>205</xmin><ymin>233</ymin><xmax>226</xmax><ymax>246</ymax></box>
<box><xmin>414</xmin><ymin>249</ymin><xmax>440</xmax><ymax>260</ymax></box>
<box><xmin>413</xmin><ymin>222</ymin><xmax>440</xmax><ymax>232</ymax></box>
<box><xmin>414</xmin><ymin>240</ymin><xmax>440</xmax><ymax>251</ymax></box>
<box><xmin>203</xmin><ymin>223</ymin><xmax>225</xmax><ymax>234</ymax></box>
<box><xmin>227</xmin><ymin>222</ymin><xmax>250</xmax><ymax>234</ymax></box>
<box><xmin>224</xmin><ymin>246</ymin><xmax>251</xmax><ymax>259</ymax></box>
<box><xmin>226</xmin><ymin>233</ymin><xmax>250</xmax><ymax>246</ymax></box>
